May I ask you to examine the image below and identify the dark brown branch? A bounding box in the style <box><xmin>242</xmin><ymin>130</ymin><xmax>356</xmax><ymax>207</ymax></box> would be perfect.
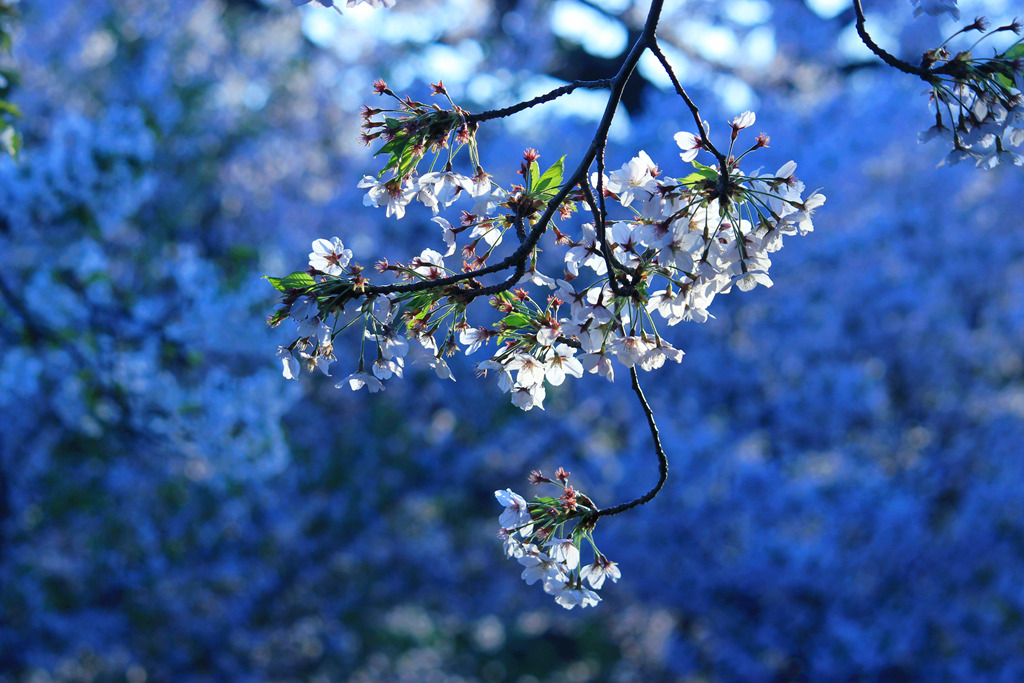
<box><xmin>355</xmin><ymin>0</ymin><xmax>676</xmax><ymax>519</ymax></box>
<box><xmin>590</xmin><ymin>367</ymin><xmax>668</xmax><ymax>519</ymax></box>
<box><xmin>463</xmin><ymin>79</ymin><xmax>614</xmax><ymax>124</ymax></box>
<box><xmin>852</xmin><ymin>0</ymin><xmax>932</xmax><ymax>79</ymax></box>
<box><xmin>649</xmin><ymin>40</ymin><xmax>727</xmax><ymax>167</ymax></box>
<box><xmin>578</xmin><ymin>178</ymin><xmax>630</xmax><ymax>298</ymax></box>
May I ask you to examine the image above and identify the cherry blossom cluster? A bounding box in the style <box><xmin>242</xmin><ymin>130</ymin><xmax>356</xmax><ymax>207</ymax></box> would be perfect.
<box><xmin>496</xmin><ymin>469</ymin><xmax>620</xmax><ymax>610</ymax></box>
<box><xmin>268</xmin><ymin>107</ymin><xmax>825</xmax><ymax>421</ymax></box>
<box><xmin>916</xmin><ymin>19</ymin><xmax>1024</xmax><ymax>168</ymax></box>
<box><xmin>357</xmin><ymin>79</ymin><xmax>493</xmax><ymax>220</ymax></box>
<box><xmin>548</xmin><ymin>111</ymin><xmax>825</xmax><ymax>381</ymax></box>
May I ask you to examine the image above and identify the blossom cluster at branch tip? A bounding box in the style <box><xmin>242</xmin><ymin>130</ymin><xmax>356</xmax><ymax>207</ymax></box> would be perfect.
<box><xmin>915</xmin><ymin>20</ymin><xmax>1024</xmax><ymax>168</ymax></box>
<box><xmin>496</xmin><ymin>471</ymin><xmax>618</xmax><ymax>609</ymax></box>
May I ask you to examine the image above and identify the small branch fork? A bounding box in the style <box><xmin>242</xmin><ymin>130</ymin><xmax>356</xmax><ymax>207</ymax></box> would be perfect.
<box><xmin>463</xmin><ymin>80</ymin><xmax>613</xmax><ymax>124</ymax></box>
<box><xmin>590</xmin><ymin>367</ymin><xmax>669</xmax><ymax>519</ymax></box>
<box><xmin>361</xmin><ymin>0</ymin><xmax>676</xmax><ymax>304</ymax></box>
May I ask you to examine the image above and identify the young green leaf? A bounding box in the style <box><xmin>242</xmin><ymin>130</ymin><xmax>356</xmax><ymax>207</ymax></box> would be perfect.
<box><xmin>533</xmin><ymin>155</ymin><xmax>565</xmax><ymax>198</ymax></box>
<box><xmin>501</xmin><ymin>313</ymin><xmax>531</xmax><ymax>329</ymax></box>
<box><xmin>526</xmin><ymin>160</ymin><xmax>540</xmax><ymax>193</ymax></box>
<box><xmin>265</xmin><ymin>271</ymin><xmax>316</xmax><ymax>293</ymax></box>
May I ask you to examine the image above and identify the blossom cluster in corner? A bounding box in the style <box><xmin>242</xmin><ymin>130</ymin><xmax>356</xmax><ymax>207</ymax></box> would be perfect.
<box><xmin>916</xmin><ymin>17</ymin><xmax>1024</xmax><ymax>168</ymax></box>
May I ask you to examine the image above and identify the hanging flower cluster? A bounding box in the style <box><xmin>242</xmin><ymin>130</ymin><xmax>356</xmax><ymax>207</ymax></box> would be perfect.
<box><xmin>356</xmin><ymin>79</ymin><xmax>490</xmax><ymax>220</ymax></box>
<box><xmin>496</xmin><ymin>469</ymin><xmax>619</xmax><ymax>609</ymax></box>
<box><xmin>915</xmin><ymin>18</ymin><xmax>1024</xmax><ymax>167</ymax></box>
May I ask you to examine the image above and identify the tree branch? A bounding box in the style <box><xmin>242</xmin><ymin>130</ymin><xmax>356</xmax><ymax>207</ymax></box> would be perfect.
<box><xmin>590</xmin><ymin>367</ymin><xmax>668</xmax><ymax>519</ymax></box>
<box><xmin>852</xmin><ymin>0</ymin><xmax>932</xmax><ymax>79</ymax></box>
<box><xmin>649</xmin><ymin>39</ymin><xmax>727</xmax><ymax>167</ymax></box>
<box><xmin>463</xmin><ymin>79</ymin><xmax>614</xmax><ymax>124</ymax></box>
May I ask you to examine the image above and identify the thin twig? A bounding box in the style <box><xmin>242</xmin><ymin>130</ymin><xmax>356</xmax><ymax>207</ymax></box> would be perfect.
<box><xmin>649</xmin><ymin>39</ymin><xmax>727</xmax><ymax>168</ymax></box>
<box><xmin>590</xmin><ymin>367</ymin><xmax>668</xmax><ymax>519</ymax></box>
<box><xmin>578</xmin><ymin>179</ymin><xmax>630</xmax><ymax>297</ymax></box>
<box><xmin>852</xmin><ymin>0</ymin><xmax>931</xmax><ymax>79</ymax></box>
<box><xmin>464</xmin><ymin>79</ymin><xmax>614</xmax><ymax>124</ymax></box>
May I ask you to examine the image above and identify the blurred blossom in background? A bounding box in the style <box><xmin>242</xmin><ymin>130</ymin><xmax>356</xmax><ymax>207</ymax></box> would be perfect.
<box><xmin>1</xmin><ymin>0</ymin><xmax>1024</xmax><ymax>680</ymax></box>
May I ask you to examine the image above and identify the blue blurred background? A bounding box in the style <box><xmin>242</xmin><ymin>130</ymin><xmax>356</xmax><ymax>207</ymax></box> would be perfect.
<box><xmin>2</xmin><ymin>0</ymin><xmax>1024</xmax><ymax>680</ymax></box>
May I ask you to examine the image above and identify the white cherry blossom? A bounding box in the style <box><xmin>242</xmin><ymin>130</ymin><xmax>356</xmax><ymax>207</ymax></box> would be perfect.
<box><xmin>545</xmin><ymin>344</ymin><xmax>583</xmax><ymax>386</ymax></box>
<box><xmin>476</xmin><ymin>358</ymin><xmax>514</xmax><ymax>393</ymax></box>
<box><xmin>609</xmin><ymin>334</ymin><xmax>654</xmax><ymax>368</ymax></box>
<box><xmin>510</xmin><ymin>382</ymin><xmax>546</xmax><ymax>411</ymax></box>
<box><xmin>601</xmin><ymin>150</ymin><xmax>658</xmax><ymax>207</ymax></box>
<box><xmin>495</xmin><ymin>488</ymin><xmax>533</xmax><ymax>534</ymax></box>
<box><xmin>277</xmin><ymin>347</ymin><xmax>299</xmax><ymax>380</ymax></box>
<box><xmin>674</xmin><ymin>129</ymin><xmax>703</xmax><ymax>162</ymax></box>
<box><xmin>545</xmin><ymin>537</ymin><xmax>580</xmax><ymax>570</ymax></box>
<box><xmin>337</xmin><ymin>369</ymin><xmax>384</xmax><ymax>393</ymax></box>
<box><xmin>411</xmin><ymin>249</ymin><xmax>446</xmax><ymax>278</ymax></box>
<box><xmin>433</xmin><ymin>216</ymin><xmax>457</xmax><ymax>256</ymax></box>
<box><xmin>581</xmin><ymin>558</ymin><xmax>621</xmax><ymax>590</ymax></box>
<box><xmin>506</xmin><ymin>353</ymin><xmax>546</xmax><ymax>387</ymax></box>
<box><xmin>518</xmin><ymin>550</ymin><xmax>567</xmax><ymax>586</ymax></box>
<box><xmin>308</xmin><ymin>237</ymin><xmax>352</xmax><ymax>275</ymax></box>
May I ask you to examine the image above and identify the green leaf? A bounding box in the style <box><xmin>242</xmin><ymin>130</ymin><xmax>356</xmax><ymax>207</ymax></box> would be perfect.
<box><xmin>526</xmin><ymin>160</ymin><xmax>539</xmax><ymax>192</ymax></box>
<box><xmin>374</xmin><ymin>136</ymin><xmax>403</xmax><ymax>158</ymax></box>
<box><xmin>264</xmin><ymin>271</ymin><xmax>315</xmax><ymax>293</ymax></box>
<box><xmin>501</xmin><ymin>313</ymin><xmax>531</xmax><ymax>328</ymax></box>
<box><xmin>533</xmin><ymin>155</ymin><xmax>565</xmax><ymax>198</ymax></box>
<box><xmin>404</xmin><ymin>291</ymin><xmax>438</xmax><ymax>321</ymax></box>
<box><xmin>995</xmin><ymin>44</ymin><xmax>1024</xmax><ymax>89</ymax></box>
<box><xmin>692</xmin><ymin>161</ymin><xmax>719</xmax><ymax>178</ymax></box>
<box><xmin>396</xmin><ymin>147</ymin><xmax>423</xmax><ymax>179</ymax></box>
<box><xmin>680</xmin><ymin>161</ymin><xmax>718</xmax><ymax>185</ymax></box>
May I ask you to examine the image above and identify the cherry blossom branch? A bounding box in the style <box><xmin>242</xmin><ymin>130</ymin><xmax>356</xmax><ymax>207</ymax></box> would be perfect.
<box><xmin>463</xmin><ymin>79</ymin><xmax>614</xmax><ymax>124</ymax></box>
<box><xmin>589</xmin><ymin>367</ymin><xmax>668</xmax><ymax>519</ymax></box>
